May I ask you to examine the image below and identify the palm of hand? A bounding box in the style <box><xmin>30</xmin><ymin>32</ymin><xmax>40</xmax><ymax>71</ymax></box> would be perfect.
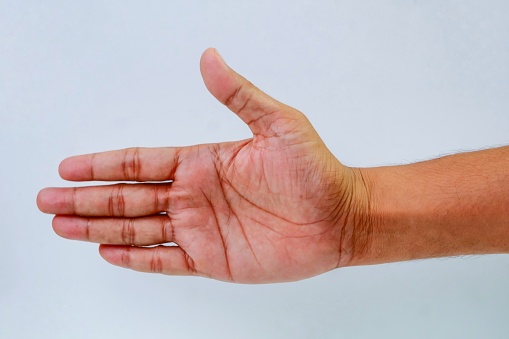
<box><xmin>37</xmin><ymin>49</ymin><xmax>361</xmax><ymax>283</ymax></box>
<box><xmin>171</xmin><ymin>127</ymin><xmax>348</xmax><ymax>283</ymax></box>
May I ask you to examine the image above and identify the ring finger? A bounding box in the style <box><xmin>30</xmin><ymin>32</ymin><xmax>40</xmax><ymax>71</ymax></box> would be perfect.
<box><xmin>52</xmin><ymin>214</ymin><xmax>176</xmax><ymax>246</ymax></box>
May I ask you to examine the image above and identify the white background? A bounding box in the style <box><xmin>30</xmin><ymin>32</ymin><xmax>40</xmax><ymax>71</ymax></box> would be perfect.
<box><xmin>1</xmin><ymin>1</ymin><xmax>509</xmax><ymax>338</ymax></box>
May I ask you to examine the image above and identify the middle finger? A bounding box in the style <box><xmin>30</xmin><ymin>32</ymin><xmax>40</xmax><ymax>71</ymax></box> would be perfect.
<box><xmin>38</xmin><ymin>183</ymin><xmax>171</xmax><ymax>217</ymax></box>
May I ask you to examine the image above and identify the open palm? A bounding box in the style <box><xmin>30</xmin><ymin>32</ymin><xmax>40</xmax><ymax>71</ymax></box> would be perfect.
<box><xmin>37</xmin><ymin>49</ymin><xmax>369</xmax><ymax>283</ymax></box>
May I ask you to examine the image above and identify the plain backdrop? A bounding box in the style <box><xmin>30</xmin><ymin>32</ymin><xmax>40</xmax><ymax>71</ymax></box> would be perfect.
<box><xmin>1</xmin><ymin>1</ymin><xmax>509</xmax><ymax>338</ymax></box>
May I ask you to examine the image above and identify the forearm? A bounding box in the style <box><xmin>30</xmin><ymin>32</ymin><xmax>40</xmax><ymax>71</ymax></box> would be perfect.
<box><xmin>352</xmin><ymin>146</ymin><xmax>509</xmax><ymax>266</ymax></box>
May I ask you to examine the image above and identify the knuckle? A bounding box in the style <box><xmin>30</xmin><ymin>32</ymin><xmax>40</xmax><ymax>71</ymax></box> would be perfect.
<box><xmin>224</xmin><ymin>85</ymin><xmax>242</xmax><ymax>107</ymax></box>
<box><xmin>108</xmin><ymin>185</ymin><xmax>125</xmax><ymax>216</ymax></box>
<box><xmin>150</xmin><ymin>246</ymin><xmax>164</xmax><ymax>273</ymax></box>
<box><xmin>224</xmin><ymin>83</ymin><xmax>254</xmax><ymax>117</ymax></box>
<box><xmin>90</xmin><ymin>152</ymin><xmax>96</xmax><ymax>180</ymax></box>
<box><xmin>235</xmin><ymin>90</ymin><xmax>253</xmax><ymax>117</ymax></box>
<box><xmin>153</xmin><ymin>186</ymin><xmax>162</xmax><ymax>211</ymax></box>
<box><xmin>162</xmin><ymin>218</ymin><xmax>175</xmax><ymax>243</ymax></box>
<box><xmin>156</xmin><ymin>185</ymin><xmax>171</xmax><ymax>212</ymax></box>
<box><xmin>84</xmin><ymin>218</ymin><xmax>91</xmax><ymax>241</ymax></box>
<box><xmin>122</xmin><ymin>148</ymin><xmax>142</xmax><ymax>181</ymax></box>
<box><xmin>121</xmin><ymin>219</ymin><xmax>136</xmax><ymax>245</ymax></box>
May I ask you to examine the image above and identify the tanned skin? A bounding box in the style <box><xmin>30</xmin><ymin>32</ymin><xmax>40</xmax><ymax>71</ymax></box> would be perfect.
<box><xmin>37</xmin><ymin>49</ymin><xmax>509</xmax><ymax>283</ymax></box>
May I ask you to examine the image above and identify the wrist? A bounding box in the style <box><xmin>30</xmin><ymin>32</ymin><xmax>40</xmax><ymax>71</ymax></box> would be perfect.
<box><xmin>333</xmin><ymin>166</ymin><xmax>377</xmax><ymax>267</ymax></box>
<box><xmin>342</xmin><ymin>164</ymin><xmax>450</xmax><ymax>266</ymax></box>
<box><xmin>349</xmin><ymin>164</ymin><xmax>455</xmax><ymax>266</ymax></box>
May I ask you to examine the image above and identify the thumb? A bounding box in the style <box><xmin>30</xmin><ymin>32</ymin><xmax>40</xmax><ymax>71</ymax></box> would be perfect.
<box><xmin>200</xmin><ymin>48</ymin><xmax>287</xmax><ymax>136</ymax></box>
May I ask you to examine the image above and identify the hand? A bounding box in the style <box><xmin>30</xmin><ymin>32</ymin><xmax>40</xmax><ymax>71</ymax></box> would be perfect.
<box><xmin>37</xmin><ymin>48</ymin><xmax>371</xmax><ymax>283</ymax></box>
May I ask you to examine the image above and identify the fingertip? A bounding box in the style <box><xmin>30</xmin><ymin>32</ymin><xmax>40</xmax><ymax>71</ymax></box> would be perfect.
<box><xmin>58</xmin><ymin>156</ymin><xmax>74</xmax><ymax>180</ymax></box>
<box><xmin>36</xmin><ymin>188</ymin><xmax>52</xmax><ymax>213</ymax></box>
<box><xmin>200</xmin><ymin>48</ymin><xmax>237</xmax><ymax>104</ymax></box>
<box><xmin>98</xmin><ymin>244</ymin><xmax>115</xmax><ymax>263</ymax></box>
<box><xmin>59</xmin><ymin>155</ymin><xmax>93</xmax><ymax>181</ymax></box>
<box><xmin>199</xmin><ymin>48</ymin><xmax>288</xmax><ymax>138</ymax></box>
<box><xmin>99</xmin><ymin>244</ymin><xmax>128</xmax><ymax>267</ymax></box>
<box><xmin>200</xmin><ymin>47</ymin><xmax>223</xmax><ymax>70</ymax></box>
<box><xmin>202</xmin><ymin>47</ymin><xmax>219</xmax><ymax>57</ymax></box>
<box><xmin>36</xmin><ymin>187</ymin><xmax>73</xmax><ymax>215</ymax></box>
<box><xmin>51</xmin><ymin>215</ymin><xmax>68</xmax><ymax>239</ymax></box>
<box><xmin>98</xmin><ymin>244</ymin><xmax>109</xmax><ymax>258</ymax></box>
<box><xmin>51</xmin><ymin>215</ymin><xmax>78</xmax><ymax>240</ymax></box>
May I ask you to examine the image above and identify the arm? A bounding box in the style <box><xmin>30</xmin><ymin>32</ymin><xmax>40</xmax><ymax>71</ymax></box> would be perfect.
<box><xmin>353</xmin><ymin>146</ymin><xmax>509</xmax><ymax>266</ymax></box>
<box><xmin>37</xmin><ymin>48</ymin><xmax>509</xmax><ymax>283</ymax></box>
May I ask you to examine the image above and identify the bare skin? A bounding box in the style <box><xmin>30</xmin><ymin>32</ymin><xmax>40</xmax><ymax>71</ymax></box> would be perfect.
<box><xmin>362</xmin><ymin>146</ymin><xmax>509</xmax><ymax>264</ymax></box>
<box><xmin>37</xmin><ymin>48</ymin><xmax>509</xmax><ymax>283</ymax></box>
<box><xmin>37</xmin><ymin>48</ymin><xmax>371</xmax><ymax>283</ymax></box>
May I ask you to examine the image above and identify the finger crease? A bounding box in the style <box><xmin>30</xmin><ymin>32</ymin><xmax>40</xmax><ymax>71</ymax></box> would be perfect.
<box><xmin>122</xmin><ymin>219</ymin><xmax>135</xmax><ymax>245</ymax></box>
<box><xmin>162</xmin><ymin>218</ymin><xmax>175</xmax><ymax>243</ymax></box>
<box><xmin>225</xmin><ymin>85</ymin><xmax>242</xmax><ymax>107</ymax></box>
<box><xmin>153</xmin><ymin>186</ymin><xmax>160</xmax><ymax>211</ymax></box>
<box><xmin>90</xmin><ymin>153</ymin><xmax>96</xmax><ymax>180</ymax></box>
<box><xmin>72</xmin><ymin>187</ymin><xmax>78</xmax><ymax>215</ymax></box>
<box><xmin>183</xmin><ymin>251</ymin><xmax>197</xmax><ymax>274</ymax></box>
<box><xmin>121</xmin><ymin>247</ymin><xmax>131</xmax><ymax>267</ymax></box>
<box><xmin>109</xmin><ymin>185</ymin><xmax>125</xmax><ymax>217</ymax></box>
<box><xmin>236</xmin><ymin>90</ymin><xmax>254</xmax><ymax>118</ymax></box>
<box><xmin>150</xmin><ymin>247</ymin><xmax>163</xmax><ymax>273</ymax></box>
<box><xmin>117</xmin><ymin>185</ymin><xmax>125</xmax><ymax>216</ymax></box>
<box><xmin>122</xmin><ymin>150</ymin><xmax>129</xmax><ymax>181</ymax></box>
<box><xmin>132</xmin><ymin>148</ymin><xmax>141</xmax><ymax>181</ymax></box>
<box><xmin>85</xmin><ymin>218</ymin><xmax>91</xmax><ymax>241</ymax></box>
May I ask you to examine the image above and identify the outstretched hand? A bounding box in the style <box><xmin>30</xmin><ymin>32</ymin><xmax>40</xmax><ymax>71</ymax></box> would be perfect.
<box><xmin>37</xmin><ymin>49</ymin><xmax>371</xmax><ymax>283</ymax></box>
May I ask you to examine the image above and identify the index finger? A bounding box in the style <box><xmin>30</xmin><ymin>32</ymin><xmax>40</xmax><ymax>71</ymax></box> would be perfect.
<box><xmin>59</xmin><ymin>147</ymin><xmax>181</xmax><ymax>182</ymax></box>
